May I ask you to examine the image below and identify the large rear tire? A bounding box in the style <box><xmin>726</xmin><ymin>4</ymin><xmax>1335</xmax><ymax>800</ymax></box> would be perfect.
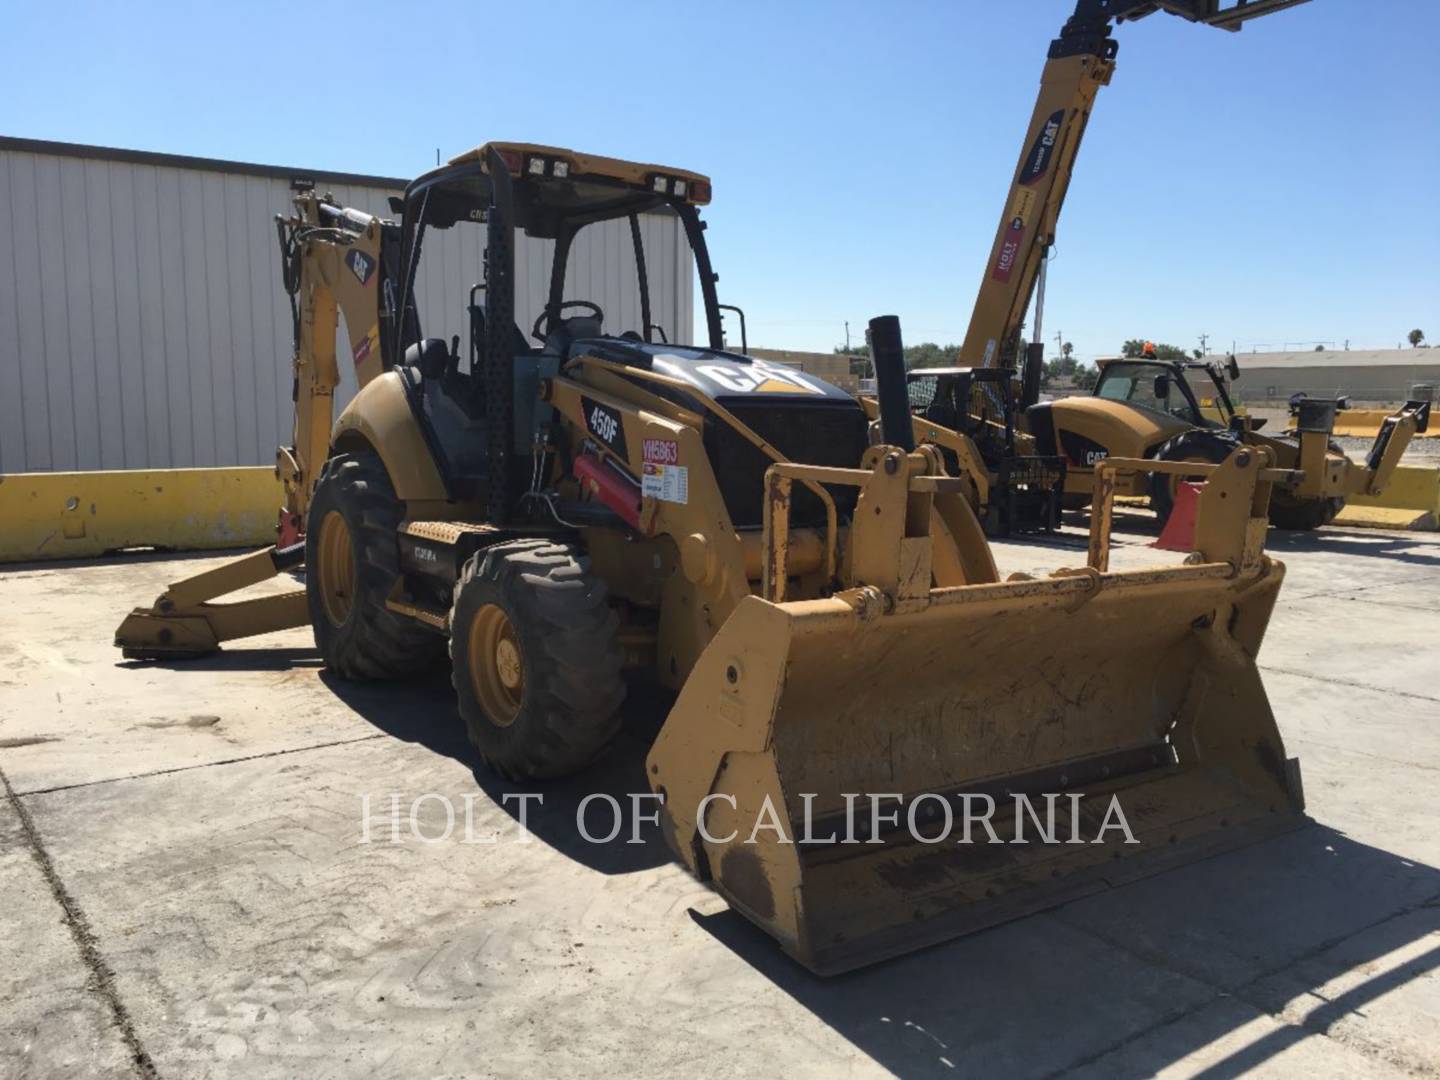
<box><xmin>1268</xmin><ymin>491</ymin><xmax>1344</xmax><ymax>531</ymax></box>
<box><xmin>306</xmin><ymin>452</ymin><xmax>445</xmax><ymax>679</ymax></box>
<box><xmin>451</xmin><ymin>540</ymin><xmax>626</xmax><ymax>780</ymax></box>
<box><xmin>1267</xmin><ymin>437</ymin><xmax>1346</xmax><ymax>530</ymax></box>
<box><xmin>1148</xmin><ymin>432</ymin><xmax>1238</xmax><ymax>526</ymax></box>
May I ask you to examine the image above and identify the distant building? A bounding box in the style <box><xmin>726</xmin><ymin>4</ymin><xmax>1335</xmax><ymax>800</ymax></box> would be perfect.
<box><xmin>1203</xmin><ymin>350</ymin><xmax>1440</xmax><ymax>405</ymax></box>
<box><xmin>0</xmin><ymin>136</ymin><xmax>692</xmax><ymax>473</ymax></box>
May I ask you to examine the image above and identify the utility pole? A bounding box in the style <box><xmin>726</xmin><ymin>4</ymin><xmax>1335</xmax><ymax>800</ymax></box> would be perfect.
<box><xmin>1198</xmin><ymin>332</ymin><xmax>1209</xmax><ymax>356</ymax></box>
<box><xmin>844</xmin><ymin>321</ymin><xmax>850</xmax><ymax>352</ymax></box>
<box><xmin>1054</xmin><ymin>330</ymin><xmax>1063</xmax><ymax>358</ymax></box>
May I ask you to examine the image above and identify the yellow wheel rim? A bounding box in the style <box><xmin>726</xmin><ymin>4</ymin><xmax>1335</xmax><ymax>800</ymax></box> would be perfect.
<box><xmin>316</xmin><ymin>510</ymin><xmax>356</xmax><ymax>628</ymax></box>
<box><xmin>468</xmin><ymin>604</ymin><xmax>524</xmax><ymax>727</ymax></box>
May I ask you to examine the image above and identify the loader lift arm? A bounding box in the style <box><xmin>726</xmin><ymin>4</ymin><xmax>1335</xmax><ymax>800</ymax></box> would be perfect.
<box><xmin>958</xmin><ymin>0</ymin><xmax>1308</xmax><ymax>378</ymax></box>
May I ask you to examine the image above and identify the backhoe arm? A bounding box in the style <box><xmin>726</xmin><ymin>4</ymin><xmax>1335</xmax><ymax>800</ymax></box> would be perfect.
<box><xmin>275</xmin><ymin>196</ymin><xmax>389</xmax><ymax>540</ymax></box>
<box><xmin>959</xmin><ymin>0</ymin><xmax>1309</xmax><ymax>373</ymax></box>
<box><xmin>115</xmin><ymin>194</ymin><xmax>392</xmax><ymax>658</ymax></box>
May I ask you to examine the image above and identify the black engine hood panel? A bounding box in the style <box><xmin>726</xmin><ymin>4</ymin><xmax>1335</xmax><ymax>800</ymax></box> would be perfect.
<box><xmin>572</xmin><ymin>339</ymin><xmax>858</xmax><ymax>407</ymax></box>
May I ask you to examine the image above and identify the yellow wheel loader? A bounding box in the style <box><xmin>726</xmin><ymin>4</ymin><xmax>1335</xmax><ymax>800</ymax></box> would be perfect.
<box><xmin>1027</xmin><ymin>355</ymin><xmax>1431</xmax><ymax>529</ymax></box>
<box><xmin>117</xmin><ymin>143</ymin><xmax>1304</xmax><ymax>973</ymax></box>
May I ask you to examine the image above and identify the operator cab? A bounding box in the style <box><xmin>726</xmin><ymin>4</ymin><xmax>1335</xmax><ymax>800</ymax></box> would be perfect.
<box><xmin>386</xmin><ymin>142</ymin><xmax>736</xmax><ymax>514</ymax></box>
<box><xmin>1094</xmin><ymin>359</ymin><xmax>1210</xmax><ymax>427</ymax></box>
<box><xmin>907</xmin><ymin>366</ymin><xmax>1066</xmax><ymax>535</ymax></box>
<box><xmin>907</xmin><ymin>367</ymin><xmax>1016</xmax><ymax>463</ymax></box>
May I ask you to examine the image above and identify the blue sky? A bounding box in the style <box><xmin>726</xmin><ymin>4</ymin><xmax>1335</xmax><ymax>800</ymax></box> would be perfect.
<box><xmin>4</xmin><ymin>0</ymin><xmax>1436</xmax><ymax>360</ymax></box>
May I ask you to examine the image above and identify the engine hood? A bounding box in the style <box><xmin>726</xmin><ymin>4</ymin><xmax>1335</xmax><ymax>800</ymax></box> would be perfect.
<box><xmin>574</xmin><ymin>339</ymin><xmax>857</xmax><ymax>406</ymax></box>
<box><xmin>1048</xmin><ymin>396</ymin><xmax>1196</xmax><ymax>449</ymax></box>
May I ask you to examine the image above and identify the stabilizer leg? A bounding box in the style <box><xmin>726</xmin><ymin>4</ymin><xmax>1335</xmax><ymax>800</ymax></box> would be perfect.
<box><xmin>114</xmin><ymin>543</ymin><xmax>307</xmax><ymax>659</ymax></box>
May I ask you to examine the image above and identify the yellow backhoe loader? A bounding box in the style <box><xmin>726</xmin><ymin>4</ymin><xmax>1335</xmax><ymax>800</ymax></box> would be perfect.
<box><xmin>1029</xmin><ymin>353</ymin><xmax>1430</xmax><ymax>528</ymax></box>
<box><xmin>116</xmin><ymin>143</ymin><xmax>1303</xmax><ymax>973</ymax></box>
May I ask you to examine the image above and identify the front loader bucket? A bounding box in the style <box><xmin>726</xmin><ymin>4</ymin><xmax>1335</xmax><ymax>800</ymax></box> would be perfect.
<box><xmin>649</xmin><ymin>560</ymin><xmax>1304</xmax><ymax>975</ymax></box>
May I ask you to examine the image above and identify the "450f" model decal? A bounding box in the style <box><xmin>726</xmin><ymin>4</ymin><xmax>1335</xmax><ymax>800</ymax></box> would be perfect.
<box><xmin>581</xmin><ymin>396</ymin><xmax>628</xmax><ymax>457</ymax></box>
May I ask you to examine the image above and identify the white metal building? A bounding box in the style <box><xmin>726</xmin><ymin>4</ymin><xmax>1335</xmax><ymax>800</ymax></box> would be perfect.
<box><xmin>0</xmin><ymin>136</ymin><xmax>694</xmax><ymax>473</ymax></box>
<box><xmin>1206</xmin><ymin>350</ymin><xmax>1440</xmax><ymax>406</ymax></box>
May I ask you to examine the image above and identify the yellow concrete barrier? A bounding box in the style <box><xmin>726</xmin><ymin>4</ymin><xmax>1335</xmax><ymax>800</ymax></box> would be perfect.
<box><xmin>1326</xmin><ymin>408</ymin><xmax>1440</xmax><ymax>438</ymax></box>
<box><xmin>1198</xmin><ymin>399</ymin><xmax>1248</xmax><ymax>424</ymax></box>
<box><xmin>0</xmin><ymin>468</ymin><xmax>281</xmax><ymax>563</ymax></box>
<box><xmin>1333</xmin><ymin>465</ymin><xmax>1440</xmax><ymax>531</ymax></box>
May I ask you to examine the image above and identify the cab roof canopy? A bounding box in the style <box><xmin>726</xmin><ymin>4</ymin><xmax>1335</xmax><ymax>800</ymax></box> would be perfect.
<box><xmin>404</xmin><ymin>141</ymin><xmax>711</xmax><ymax>240</ymax></box>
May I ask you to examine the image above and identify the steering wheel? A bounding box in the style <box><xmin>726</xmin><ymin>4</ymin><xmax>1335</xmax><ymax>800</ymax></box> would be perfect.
<box><xmin>532</xmin><ymin>300</ymin><xmax>604</xmax><ymax>344</ymax></box>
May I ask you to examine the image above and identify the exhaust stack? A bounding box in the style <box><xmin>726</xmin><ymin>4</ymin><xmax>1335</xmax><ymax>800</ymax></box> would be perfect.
<box><xmin>868</xmin><ymin>315</ymin><xmax>915</xmax><ymax>452</ymax></box>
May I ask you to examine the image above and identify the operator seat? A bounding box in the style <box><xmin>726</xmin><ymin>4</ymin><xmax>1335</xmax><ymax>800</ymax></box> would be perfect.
<box><xmin>542</xmin><ymin>314</ymin><xmax>605</xmax><ymax>358</ymax></box>
<box><xmin>404</xmin><ymin>337</ymin><xmax>451</xmax><ymax>379</ymax></box>
<box><xmin>923</xmin><ymin>396</ymin><xmax>959</xmax><ymax>431</ymax></box>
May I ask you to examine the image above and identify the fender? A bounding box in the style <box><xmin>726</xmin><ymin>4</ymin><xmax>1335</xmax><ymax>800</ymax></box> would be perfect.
<box><xmin>332</xmin><ymin>371</ymin><xmax>448</xmax><ymax>502</ymax></box>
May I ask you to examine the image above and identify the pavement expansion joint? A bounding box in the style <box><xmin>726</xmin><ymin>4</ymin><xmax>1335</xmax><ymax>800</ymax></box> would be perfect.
<box><xmin>16</xmin><ymin>731</ymin><xmax>390</xmax><ymax>797</ymax></box>
<box><xmin>1</xmin><ymin>761</ymin><xmax>159</xmax><ymax>1079</ymax></box>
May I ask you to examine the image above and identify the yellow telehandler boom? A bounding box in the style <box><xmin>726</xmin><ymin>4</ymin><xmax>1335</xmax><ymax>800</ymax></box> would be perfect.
<box><xmin>958</xmin><ymin>0</ymin><xmax>1309</xmax><ymax>394</ymax></box>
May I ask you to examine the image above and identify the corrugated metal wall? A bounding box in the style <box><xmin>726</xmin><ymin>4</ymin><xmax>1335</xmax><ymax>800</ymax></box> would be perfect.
<box><xmin>0</xmin><ymin>142</ymin><xmax>693</xmax><ymax>472</ymax></box>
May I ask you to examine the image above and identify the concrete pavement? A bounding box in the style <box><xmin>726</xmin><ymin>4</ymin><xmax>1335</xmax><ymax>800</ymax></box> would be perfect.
<box><xmin>2</xmin><ymin>524</ymin><xmax>1437</xmax><ymax>1078</ymax></box>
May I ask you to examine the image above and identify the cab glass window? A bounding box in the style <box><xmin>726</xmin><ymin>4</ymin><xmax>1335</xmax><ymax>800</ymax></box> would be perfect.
<box><xmin>1095</xmin><ymin>362</ymin><xmax>1198</xmax><ymax>423</ymax></box>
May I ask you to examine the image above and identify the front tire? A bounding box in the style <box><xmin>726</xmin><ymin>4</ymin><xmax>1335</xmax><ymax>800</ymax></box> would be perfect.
<box><xmin>451</xmin><ymin>540</ymin><xmax>626</xmax><ymax>780</ymax></box>
<box><xmin>305</xmin><ymin>452</ymin><xmax>444</xmax><ymax>679</ymax></box>
<box><xmin>1148</xmin><ymin>432</ymin><xmax>1238</xmax><ymax>526</ymax></box>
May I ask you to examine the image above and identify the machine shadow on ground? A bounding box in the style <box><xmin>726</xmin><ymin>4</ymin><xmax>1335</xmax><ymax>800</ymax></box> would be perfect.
<box><xmin>117</xmin><ymin>645</ymin><xmax>322</xmax><ymax>673</ymax></box>
<box><xmin>321</xmin><ymin>669</ymin><xmax>674</xmax><ymax>875</ymax></box>
<box><xmin>317</xmin><ymin>666</ymin><xmax>1440</xmax><ymax>1077</ymax></box>
<box><xmin>1264</xmin><ymin>528</ymin><xmax>1440</xmax><ymax>568</ymax></box>
<box><xmin>1048</xmin><ymin>512</ymin><xmax>1440</xmax><ymax>570</ymax></box>
<box><xmin>690</xmin><ymin>825</ymin><xmax>1440</xmax><ymax>1079</ymax></box>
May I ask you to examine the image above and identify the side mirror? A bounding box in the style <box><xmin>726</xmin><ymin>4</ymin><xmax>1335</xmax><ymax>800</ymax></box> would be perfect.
<box><xmin>1226</xmin><ymin>355</ymin><xmax>1241</xmax><ymax>381</ymax></box>
<box><xmin>1154</xmin><ymin>373</ymin><xmax>1171</xmax><ymax>399</ymax></box>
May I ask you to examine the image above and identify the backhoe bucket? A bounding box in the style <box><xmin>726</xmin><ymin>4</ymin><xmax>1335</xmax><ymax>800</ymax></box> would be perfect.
<box><xmin>114</xmin><ymin>542</ymin><xmax>308</xmax><ymax>659</ymax></box>
<box><xmin>649</xmin><ymin>559</ymin><xmax>1304</xmax><ymax>975</ymax></box>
